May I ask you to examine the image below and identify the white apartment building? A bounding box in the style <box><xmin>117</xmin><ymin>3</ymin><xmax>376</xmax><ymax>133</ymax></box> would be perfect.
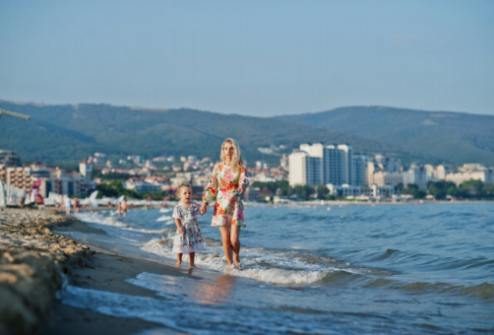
<box><xmin>288</xmin><ymin>143</ymin><xmax>363</xmax><ymax>187</ymax></box>
<box><xmin>371</xmin><ymin>171</ymin><xmax>403</xmax><ymax>187</ymax></box>
<box><xmin>445</xmin><ymin>164</ymin><xmax>494</xmax><ymax>185</ymax></box>
<box><xmin>403</xmin><ymin>164</ymin><xmax>428</xmax><ymax>189</ymax></box>
<box><xmin>288</xmin><ymin>151</ymin><xmax>307</xmax><ymax>186</ymax></box>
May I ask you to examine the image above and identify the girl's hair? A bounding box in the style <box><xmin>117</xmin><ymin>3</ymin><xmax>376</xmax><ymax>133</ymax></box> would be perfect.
<box><xmin>220</xmin><ymin>138</ymin><xmax>243</xmax><ymax>170</ymax></box>
<box><xmin>175</xmin><ymin>183</ymin><xmax>192</xmax><ymax>198</ymax></box>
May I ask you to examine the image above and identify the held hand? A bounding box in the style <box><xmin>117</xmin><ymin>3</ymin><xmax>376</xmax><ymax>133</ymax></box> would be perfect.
<box><xmin>177</xmin><ymin>226</ymin><xmax>184</xmax><ymax>235</ymax></box>
<box><xmin>200</xmin><ymin>202</ymin><xmax>207</xmax><ymax>215</ymax></box>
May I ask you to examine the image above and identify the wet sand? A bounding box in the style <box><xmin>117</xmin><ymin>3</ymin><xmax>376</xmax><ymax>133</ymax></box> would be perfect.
<box><xmin>0</xmin><ymin>208</ymin><xmax>182</xmax><ymax>335</ymax></box>
<box><xmin>43</xmin><ymin>249</ymin><xmax>182</xmax><ymax>335</ymax></box>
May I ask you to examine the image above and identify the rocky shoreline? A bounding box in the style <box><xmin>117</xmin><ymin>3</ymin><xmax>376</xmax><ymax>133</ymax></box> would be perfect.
<box><xmin>0</xmin><ymin>208</ymin><xmax>93</xmax><ymax>335</ymax></box>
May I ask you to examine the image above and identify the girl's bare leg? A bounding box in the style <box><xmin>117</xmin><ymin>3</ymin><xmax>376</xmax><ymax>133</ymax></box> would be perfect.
<box><xmin>231</xmin><ymin>224</ymin><xmax>241</xmax><ymax>267</ymax></box>
<box><xmin>176</xmin><ymin>253</ymin><xmax>183</xmax><ymax>267</ymax></box>
<box><xmin>219</xmin><ymin>226</ymin><xmax>233</xmax><ymax>265</ymax></box>
<box><xmin>189</xmin><ymin>252</ymin><xmax>195</xmax><ymax>268</ymax></box>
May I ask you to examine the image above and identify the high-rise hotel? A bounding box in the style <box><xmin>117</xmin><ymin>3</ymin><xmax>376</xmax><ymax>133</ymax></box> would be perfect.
<box><xmin>288</xmin><ymin>143</ymin><xmax>368</xmax><ymax>188</ymax></box>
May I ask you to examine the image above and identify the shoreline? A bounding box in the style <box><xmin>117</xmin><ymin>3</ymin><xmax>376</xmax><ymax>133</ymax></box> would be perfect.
<box><xmin>0</xmin><ymin>208</ymin><xmax>92</xmax><ymax>334</ymax></box>
<box><xmin>47</xmin><ymin>198</ymin><xmax>494</xmax><ymax>216</ymax></box>
<box><xmin>245</xmin><ymin>199</ymin><xmax>494</xmax><ymax>207</ymax></box>
<box><xmin>0</xmin><ymin>208</ymin><xmax>181</xmax><ymax>335</ymax></box>
<box><xmin>42</xmin><ymin>248</ymin><xmax>183</xmax><ymax>335</ymax></box>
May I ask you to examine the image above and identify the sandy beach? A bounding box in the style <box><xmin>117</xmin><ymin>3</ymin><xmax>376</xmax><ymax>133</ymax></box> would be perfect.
<box><xmin>3</xmin><ymin>204</ymin><xmax>492</xmax><ymax>334</ymax></box>
<box><xmin>0</xmin><ymin>208</ymin><xmax>181</xmax><ymax>335</ymax></box>
<box><xmin>42</xmin><ymin>250</ymin><xmax>182</xmax><ymax>335</ymax></box>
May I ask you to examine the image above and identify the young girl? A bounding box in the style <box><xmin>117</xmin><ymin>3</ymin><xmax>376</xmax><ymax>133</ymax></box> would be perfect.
<box><xmin>172</xmin><ymin>184</ymin><xmax>204</xmax><ymax>269</ymax></box>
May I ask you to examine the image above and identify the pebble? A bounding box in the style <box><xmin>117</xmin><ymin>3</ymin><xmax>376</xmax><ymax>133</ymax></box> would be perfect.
<box><xmin>0</xmin><ymin>208</ymin><xmax>92</xmax><ymax>335</ymax></box>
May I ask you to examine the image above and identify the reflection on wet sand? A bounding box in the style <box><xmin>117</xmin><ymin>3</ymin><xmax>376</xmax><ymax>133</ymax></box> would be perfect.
<box><xmin>191</xmin><ymin>274</ymin><xmax>236</xmax><ymax>305</ymax></box>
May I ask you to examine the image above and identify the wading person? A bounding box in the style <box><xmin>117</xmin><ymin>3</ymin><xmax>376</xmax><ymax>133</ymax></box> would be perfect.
<box><xmin>201</xmin><ymin>138</ymin><xmax>248</xmax><ymax>270</ymax></box>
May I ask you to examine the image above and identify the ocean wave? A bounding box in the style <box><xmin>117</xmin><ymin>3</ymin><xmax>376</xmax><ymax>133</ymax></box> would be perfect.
<box><xmin>75</xmin><ymin>212</ymin><xmax>167</xmax><ymax>234</ymax></box>
<box><xmin>366</xmin><ymin>248</ymin><xmax>401</xmax><ymax>261</ymax></box>
<box><xmin>364</xmin><ymin>247</ymin><xmax>494</xmax><ymax>275</ymax></box>
<box><xmin>156</xmin><ymin>215</ymin><xmax>174</xmax><ymax>224</ymax></box>
<box><xmin>140</xmin><ymin>237</ymin><xmax>374</xmax><ymax>286</ymax></box>
<box><xmin>365</xmin><ymin>278</ymin><xmax>494</xmax><ymax>301</ymax></box>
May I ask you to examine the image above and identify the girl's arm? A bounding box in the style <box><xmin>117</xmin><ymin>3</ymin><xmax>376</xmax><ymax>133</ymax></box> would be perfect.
<box><xmin>175</xmin><ymin>218</ymin><xmax>184</xmax><ymax>235</ymax></box>
<box><xmin>172</xmin><ymin>206</ymin><xmax>184</xmax><ymax>234</ymax></box>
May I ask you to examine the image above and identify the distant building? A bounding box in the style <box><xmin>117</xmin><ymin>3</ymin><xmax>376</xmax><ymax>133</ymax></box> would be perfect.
<box><xmin>352</xmin><ymin>155</ymin><xmax>369</xmax><ymax>187</ymax></box>
<box><xmin>288</xmin><ymin>150</ymin><xmax>308</xmax><ymax>186</ymax></box>
<box><xmin>280</xmin><ymin>154</ymin><xmax>289</xmax><ymax>171</ymax></box>
<box><xmin>433</xmin><ymin>165</ymin><xmax>447</xmax><ymax>180</ymax></box>
<box><xmin>288</xmin><ymin>143</ymin><xmax>366</xmax><ymax>188</ymax></box>
<box><xmin>0</xmin><ymin>150</ymin><xmax>21</xmax><ymax>167</ymax></box>
<box><xmin>0</xmin><ymin>164</ymin><xmax>5</xmax><ymax>183</ymax></box>
<box><xmin>5</xmin><ymin>166</ymin><xmax>34</xmax><ymax>192</ymax></box>
<box><xmin>79</xmin><ymin>161</ymin><xmax>93</xmax><ymax>177</ymax></box>
<box><xmin>125</xmin><ymin>180</ymin><xmax>161</xmax><ymax>193</ymax></box>
<box><xmin>327</xmin><ymin>184</ymin><xmax>362</xmax><ymax>197</ymax></box>
<box><xmin>403</xmin><ymin>164</ymin><xmax>428</xmax><ymax>189</ymax></box>
<box><xmin>445</xmin><ymin>164</ymin><xmax>494</xmax><ymax>185</ymax></box>
<box><xmin>371</xmin><ymin>170</ymin><xmax>403</xmax><ymax>187</ymax></box>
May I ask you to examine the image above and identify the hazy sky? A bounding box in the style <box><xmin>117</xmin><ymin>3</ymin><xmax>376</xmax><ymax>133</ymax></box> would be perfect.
<box><xmin>1</xmin><ymin>0</ymin><xmax>493</xmax><ymax>116</ymax></box>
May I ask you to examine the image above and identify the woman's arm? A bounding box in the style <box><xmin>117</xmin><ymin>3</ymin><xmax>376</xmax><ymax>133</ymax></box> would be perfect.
<box><xmin>202</xmin><ymin>163</ymin><xmax>220</xmax><ymax>209</ymax></box>
<box><xmin>238</xmin><ymin>165</ymin><xmax>249</xmax><ymax>194</ymax></box>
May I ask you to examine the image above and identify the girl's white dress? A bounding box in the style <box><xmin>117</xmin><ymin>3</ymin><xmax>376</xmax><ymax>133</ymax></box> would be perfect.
<box><xmin>172</xmin><ymin>202</ymin><xmax>204</xmax><ymax>253</ymax></box>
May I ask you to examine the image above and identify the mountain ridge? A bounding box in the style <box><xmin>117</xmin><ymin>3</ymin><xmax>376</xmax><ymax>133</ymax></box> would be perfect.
<box><xmin>1</xmin><ymin>100</ymin><xmax>493</xmax><ymax>165</ymax></box>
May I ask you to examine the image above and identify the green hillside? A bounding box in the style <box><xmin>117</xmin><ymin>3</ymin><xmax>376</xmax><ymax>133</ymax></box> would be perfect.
<box><xmin>1</xmin><ymin>101</ymin><xmax>492</xmax><ymax>165</ymax></box>
<box><xmin>276</xmin><ymin>106</ymin><xmax>494</xmax><ymax>165</ymax></box>
<box><xmin>0</xmin><ymin>101</ymin><xmax>383</xmax><ymax>164</ymax></box>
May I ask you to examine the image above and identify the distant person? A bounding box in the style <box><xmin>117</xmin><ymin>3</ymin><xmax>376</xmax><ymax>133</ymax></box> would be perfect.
<box><xmin>118</xmin><ymin>197</ymin><xmax>128</xmax><ymax>216</ymax></box>
<box><xmin>145</xmin><ymin>194</ymin><xmax>152</xmax><ymax>210</ymax></box>
<box><xmin>161</xmin><ymin>195</ymin><xmax>170</xmax><ymax>209</ymax></box>
<box><xmin>34</xmin><ymin>191</ymin><xmax>44</xmax><ymax>207</ymax></box>
<box><xmin>72</xmin><ymin>198</ymin><xmax>80</xmax><ymax>213</ymax></box>
<box><xmin>172</xmin><ymin>184</ymin><xmax>205</xmax><ymax>270</ymax></box>
<box><xmin>200</xmin><ymin>138</ymin><xmax>248</xmax><ymax>270</ymax></box>
<box><xmin>122</xmin><ymin>197</ymin><xmax>128</xmax><ymax>214</ymax></box>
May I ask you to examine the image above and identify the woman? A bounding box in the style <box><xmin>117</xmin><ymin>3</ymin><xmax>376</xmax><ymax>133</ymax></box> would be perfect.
<box><xmin>200</xmin><ymin>138</ymin><xmax>248</xmax><ymax>270</ymax></box>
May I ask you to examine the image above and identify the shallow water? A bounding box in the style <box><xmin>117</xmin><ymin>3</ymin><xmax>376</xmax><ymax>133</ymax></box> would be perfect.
<box><xmin>61</xmin><ymin>203</ymin><xmax>494</xmax><ymax>334</ymax></box>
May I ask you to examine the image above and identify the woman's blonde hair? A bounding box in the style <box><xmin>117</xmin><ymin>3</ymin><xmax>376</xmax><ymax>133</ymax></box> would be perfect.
<box><xmin>220</xmin><ymin>138</ymin><xmax>243</xmax><ymax>170</ymax></box>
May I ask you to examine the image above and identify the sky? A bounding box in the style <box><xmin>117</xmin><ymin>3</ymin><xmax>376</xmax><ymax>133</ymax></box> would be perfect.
<box><xmin>1</xmin><ymin>0</ymin><xmax>493</xmax><ymax>117</ymax></box>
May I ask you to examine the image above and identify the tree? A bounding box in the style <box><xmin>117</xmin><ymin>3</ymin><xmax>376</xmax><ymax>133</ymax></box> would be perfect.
<box><xmin>402</xmin><ymin>184</ymin><xmax>426</xmax><ymax>199</ymax></box>
<box><xmin>427</xmin><ymin>181</ymin><xmax>456</xmax><ymax>200</ymax></box>
<box><xmin>96</xmin><ymin>180</ymin><xmax>141</xmax><ymax>199</ymax></box>
<box><xmin>316</xmin><ymin>185</ymin><xmax>329</xmax><ymax>199</ymax></box>
<box><xmin>291</xmin><ymin>185</ymin><xmax>314</xmax><ymax>200</ymax></box>
<box><xmin>458</xmin><ymin>179</ymin><xmax>484</xmax><ymax>198</ymax></box>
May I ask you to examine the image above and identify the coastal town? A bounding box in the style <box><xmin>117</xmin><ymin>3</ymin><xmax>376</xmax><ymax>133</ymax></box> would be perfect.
<box><xmin>1</xmin><ymin>143</ymin><xmax>493</xmax><ymax>208</ymax></box>
<box><xmin>2</xmin><ymin>2</ymin><xmax>493</xmax><ymax>334</ymax></box>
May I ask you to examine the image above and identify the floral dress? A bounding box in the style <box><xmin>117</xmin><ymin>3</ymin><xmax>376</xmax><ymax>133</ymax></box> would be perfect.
<box><xmin>172</xmin><ymin>202</ymin><xmax>204</xmax><ymax>253</ymax></box>
<box><xmin>203</xmin><ymin>162</ymin><xmax>248</xmax><ymax>228</ymax></box>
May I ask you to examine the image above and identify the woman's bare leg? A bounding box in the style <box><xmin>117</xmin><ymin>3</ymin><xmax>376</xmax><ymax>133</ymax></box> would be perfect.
<box><xmin>219</xmin><ymin>226</ymin><xmax>233</xmax><ymax>265</ymax></box>
<box><xmin>176</xmin><ymin>253</ymin><xmax>183</xmax><ymax>267</ymax></box>
<box><xmin>231</xmin><ymin>224</ymin><xmax>240</xmax><ymax>267</ymax></box>
<box><xmin>189</xmin><ymin>252</ymin><xmax>195</xmax><ymax>268</ymax></box>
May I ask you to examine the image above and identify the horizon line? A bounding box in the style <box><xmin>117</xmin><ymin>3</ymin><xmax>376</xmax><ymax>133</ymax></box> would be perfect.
<box><xmin>0</xmin><ymin>97</ymin><xmax>489</xmax><ymax>118</ymax></box>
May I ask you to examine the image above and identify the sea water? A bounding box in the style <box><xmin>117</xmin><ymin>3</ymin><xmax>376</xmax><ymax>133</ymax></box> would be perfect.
<box><xmin>60</xmin><ymin>203</ymin><xmax>494</xmax><ymax>334</ymax></box>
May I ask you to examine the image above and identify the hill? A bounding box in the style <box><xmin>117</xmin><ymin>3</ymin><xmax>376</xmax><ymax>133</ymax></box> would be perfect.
<box><xmin>0</xmin><ymin>101</ymin><xmax>382</xmax><ymax>165</ymax></box>
<box><xmin>1</xmin><ymin>101</ymin><xmax>493</xmax><ymax>165</ymax></box>
<box><xmin>275</xmin><ymin>106</ymin><xmax>494</xmax><ymax>165</ymax></box>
